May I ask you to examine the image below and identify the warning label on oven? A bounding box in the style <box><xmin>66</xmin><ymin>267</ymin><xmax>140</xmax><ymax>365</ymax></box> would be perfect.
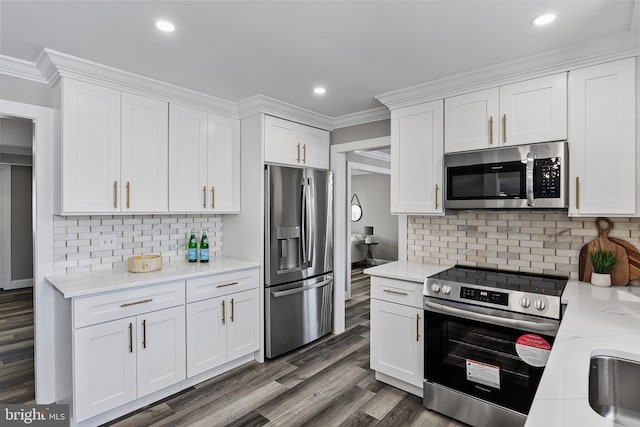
<box><xmin>466</xmin><ymin>359</ymin><xmax>500</xmax><ymax>389</ymax></box>
<box><xmin>515</xmin><ymin>334</ymin><xmax>552</xmax><ymax>367</ymax></box>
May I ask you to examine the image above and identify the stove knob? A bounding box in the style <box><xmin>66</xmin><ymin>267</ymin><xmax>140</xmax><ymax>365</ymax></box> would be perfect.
<box><xmin>519</xmin><ymin>297</ymin><xmax>530</xmax><ymax>308</ymax></box>
<box><xmin>442</xmin><ymin>285</ymin><xmax>452</xmax><ymax>295</ymax></box>
<box><xmin>534</xmin><ymin>299</ymin><xmax>546</xmax><ymax>311</ymax></box>
<box><xmin>430</xmin><ymin>283</ymin><xmax>441</xmax><ymax>293</ymax></box>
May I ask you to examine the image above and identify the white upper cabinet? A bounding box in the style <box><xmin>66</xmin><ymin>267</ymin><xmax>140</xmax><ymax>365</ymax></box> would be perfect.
<box><xmin>445</xmin><ymin>88</ymin><xmax>499</xmax><ymax>153</ymax></box>
<box><xmin>169</xmin><ymin>105</ymin><xmax>240</xmax><ymax>213</ymax></box>
<box><xmin>391</xmin><ymin>100</ymin><xmax>444</xmax><ymax>214</ymax></box>
<box><xmin>121</xmin><ymin>93</ymin><xmax>169</xmax><ymax>212</ymax></box>
<box><xmin>62</xmin><ymin>79</ymin><xmax>121</xmax><ymax>213</ymax></box>
<box><xmin>569</xmin><ymin>58</ymin><xmax>636</xmax><ymax>216</ymax></box>
<box><xmin>169</xmin><ymin>104</ymin><xmax>208</xmax><ymax>212</ymax></box>
<box><xmin>207</xmin><ymin>114</ymin><xmax>240</xmax><ymax>212</ymax></box>
<box><xmin>499</xmin><ymin>73</ymin><xmax>567</xmax><ymax>145</ymax></box>
<box><xmin>264</xmin><ymin>115</ymin><xmax>329</xmax><ymax>169</ymax></box>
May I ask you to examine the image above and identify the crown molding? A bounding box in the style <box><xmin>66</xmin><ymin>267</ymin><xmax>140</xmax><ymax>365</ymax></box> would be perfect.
<box><xmin>331</xmin><ymin>106</ymin><xmax>390</xmax><ymax>129</ymax></box>
<box><xmin>0</xmin><ymin>55</ymin><xmax>48</xmax><ymax>84</ymax></box>
<box><xmin>35</xmin><ymin>49</ymin><xmax>238</xmax><ymax>118</ymax></box>
<box><xmin>376</xmin><ymin>31</ymin><xmax>640</xmax><ymax>110</ymax></box>
<box><xmin>237</xmin><ymin>94</ymin><xmax>333</xmax><ymax>130</ymax></box>
<box><xmin>0</xmin><ymin>145</ymin><xmax>32</xmax><ymax>156</ymax></box>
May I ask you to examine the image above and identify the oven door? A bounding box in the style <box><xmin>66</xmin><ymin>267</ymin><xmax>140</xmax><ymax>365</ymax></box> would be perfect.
<box><xmin>424</xmin><ymin>298</ymin><xmax>559</xmax><ymax>415</ymax></box>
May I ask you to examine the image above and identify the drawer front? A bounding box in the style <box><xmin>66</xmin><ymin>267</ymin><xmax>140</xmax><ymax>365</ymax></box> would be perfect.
<box><xmin>186</xmin><ymin>268</ymin><xmax>259</xmax><ymax>303</ymax></box>
<box><xmin>74</xmin><ymin>281</ymin><xmax>185</xmax><ymax>328</ymax></box>
<box><xmin>371</xmin><ymin>276</ymin><xmax>423</xmax><ymax>308</ymax></box>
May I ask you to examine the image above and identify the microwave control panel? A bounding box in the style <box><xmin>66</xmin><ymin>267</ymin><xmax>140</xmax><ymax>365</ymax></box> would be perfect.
<box><xmin>460</xmin><ymin>287</ymin><xmax>509</xmax><ymax>306</ymax></box>
<box><xmin>534</xmin><ymin>157</ymin><xmax>561</xmax><ymax>199</ymax></box>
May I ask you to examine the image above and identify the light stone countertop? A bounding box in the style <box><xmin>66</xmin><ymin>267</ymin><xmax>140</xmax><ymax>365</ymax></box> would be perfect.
<box><xmin>365</xmin><ymin>260</ymin><xmax>640</xmax><ymax>426</ymax></box>
<box><xmin>46</xmin><ymin>256</ymin><xmax>260</xmax><ymax>298</ymax></box>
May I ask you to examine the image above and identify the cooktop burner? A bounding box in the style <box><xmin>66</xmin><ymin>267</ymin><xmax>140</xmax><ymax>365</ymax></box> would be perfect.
<box><xmin>429</xmin><ymin>265</ymin><xmax>568</xmax><ymax>296</ymax></box>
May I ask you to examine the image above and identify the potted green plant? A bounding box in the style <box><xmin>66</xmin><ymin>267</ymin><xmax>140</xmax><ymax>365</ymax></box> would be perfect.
<box><xmin>590</xmin><ymin>250</ymin><xmax>618</xmax><ymax>287</ymax></box>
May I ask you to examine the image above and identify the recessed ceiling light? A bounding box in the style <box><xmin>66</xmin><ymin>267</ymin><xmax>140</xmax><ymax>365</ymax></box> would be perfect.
<box><xmin>155</xmin><ymin>20</ymin><xmax>175</xmax><ymax>32</ymax></box>
<box><xmin>313</xmin><ymin>87</ymin><xmax>326</xmax><ymax>95</ymax></box>
<box><xmin>531</xmin><ymin>13</ymin><xmax>556</xmax><ymax>26</ymax></box>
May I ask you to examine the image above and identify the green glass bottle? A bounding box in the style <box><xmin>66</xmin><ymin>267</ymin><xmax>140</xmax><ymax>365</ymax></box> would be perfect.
<box><xmin>200</xmin><ymin>229</ymin><xmax>209</xmax><ymax>263</ymax></box>
<box><xmin>188</xmin><ymin>229</ymin><xmax>198</xmax><ymax>262</ymax></box>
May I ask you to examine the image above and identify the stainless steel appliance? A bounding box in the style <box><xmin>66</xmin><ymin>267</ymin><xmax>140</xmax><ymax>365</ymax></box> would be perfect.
<box><xmin>423</xmin><ymin>266</ymin><xmax>568</xmax><ymax>427</ymax></box>
<box><xmin>264</xmin><ymin>165</ymin><xmax>333</xmax><ymax>358</ymax></box>
<box><xmin>444</xmin><ymin>141</ymin><xmax>568</xmax><ymax>209</ymax></box>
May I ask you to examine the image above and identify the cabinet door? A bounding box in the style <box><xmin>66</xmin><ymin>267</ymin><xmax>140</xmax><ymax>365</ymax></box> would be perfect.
<box><xmin>62</xmin><ymin>79</ymin><xmax>121</xmax><ymax>213</ymax></box>
<box><xmin>499</xmin><ymin>73</ymin><xmax>567</xmax><ymax>145</ymax></box>
<box><xmin>74</xmin><ymin>317</ymin><xmax>136</xmax><ymax>422</ymax></box>
<box><xmin>186</xmin><ymin>297</ymin><xmax>227</xmax><ymax>377</ymax></box>
<box><xmin>300</xmin><ymin>124</ymin><xmax>330</xmax><ymax>169</ymax></box>
<box><xmin>264</xmin><ymin>115</ymin><xmax>301</xmax><ymax>166</ymax></box>
<box><xmin>370</xmin><ymin>299</ymin><xmax>423</xmax><ymax>388</ymax></box>
<box><xmin>445</xmin><ymin>88</ymin><xmax>499</xmax><ymax>153</ymax></box>
<box><xmin>569</xmin><ymin>58</ymin><xmax>636</xmax><ymax>216</ymax></box>
<box><xmin>137</xmin><ymin>305</ymin><xmax>186</xmax><ymax>397</ymax></box>
<box><xmin>226</xmin><ymin>289</ymin><xmax>260</xmax><ymax>361</ymax></box>
<box><xmin>169</xmin><ymin>104</ymin><xmax>208</xmax><ymax>212</ymax></box>
<box><xmin>121</xmin><ymin>93</ymin><xmax>169</xmax><ymax>212</ymax></box>
<box><xmin>208</xmin><ymin>114</ymin><xmax>240</xmax><ymax>212</ymax></box>
<box><xmin>391</xmin><ymin>100</ymin><xmax>444</xmax><ymax>214</ymax></box>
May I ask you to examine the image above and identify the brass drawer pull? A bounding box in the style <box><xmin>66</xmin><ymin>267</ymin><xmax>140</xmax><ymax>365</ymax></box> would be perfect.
<box><xmin>231</xmin><ymin>298</ymin><xmax>235</xmax><ymax>322</ymax></box>
<box><xmin>297</xmin><ymin>143</ymin><xmax>301</xmax><ymax>162</ymax></box>
<box><xmin>383</xmin><ymin>289</ymin><xmax>408</xmax><ymax>296</ymax></box>
<box><xmin>120</xmin><ymin>298</ymin><xmax>153</xmax><ymax>308</ymax></box>
<box><xmin>575</xmin><ymin>176</ymin><xmax>580</xmax><ymax>209</ymax></box>
<box><xmin>114</xmin><ymin>180</ymin><xmax>118</xmax><ymax>209</ymax></box>
<box><xmin>127</xmin><ymin>181</ymin><xmax>131</xmax><ymax>208</ymax></box>
<box><xmin>502</xmin><ymin>114</ymin><xmax>507</xmax><ymax>143</ymax></box>
<box><xmin>142</xmin><ymin>319</ymin><xmax>147</xmax><ymax>349</ymax></box>
<box><xmin>203</xmin><ymin>186</ymin><xmax>207</xmax><ymax>209</ymax></box>
<box><xmin>128</xmin><ymin>322</ymin><xmax>133</xmax><ymax>353</ymax></box>
<box><xmin>216</xmin><ymin>281</ymin><xmax>239</xmax><ymax>288</ymax></box>
<box><xmin>489</xmin><ymin>116</ymin><xmax>494</xmax><ymax>145</ymax></box>
<box><xmin>222</xmin><ymin>300</ymin><xmax>225</xmax><ymax>324</ymax></box>
<box><xmin>303</xmin><ymin>144</ymin><xmax>307</xmax><ymax>163</ymax></box>
<box><xmin>435</xmin><ymin>184</ymin><xmax>440</xmax><ymax>210</ymax></box>
<box><xmin>211</xmin><ymin>187</ymin><xmax>215</xmax><ymax>209</ymax></box>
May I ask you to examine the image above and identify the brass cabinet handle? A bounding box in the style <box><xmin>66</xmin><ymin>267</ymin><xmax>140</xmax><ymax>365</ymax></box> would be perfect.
<box><xmin>120</xmin><ymin>298</ymin><xmax>153</xmax><ymax>308</ymax></box>
<box><xmin>126</xmin><ymin>181</ymin><xmax>131</xmax><ymax>209</ymax></box>
<box><xmin>142</xmin><ymin>319</ymin><xmax>147</xmax><ymax>349</ymax></box>
<box><xmin>231</xmin><ymin>298</ymin><xmax>235</xmax><ymax>322</ymax></box>
<box><xmin>203</xmin><ymin>186</ymin><xmax>207</xmax><ymax>209</ymax></box>
<box><xmin>416</xmin><ymin>313</ymin><xmax>421</xmax><ymax>342</ymax></box>
<box><xmin>502</xmin><ymin>114</ymin><xmax>507</xmax><ymax>143</ymax></box>
<box><xmin>128</xmin><ymin>322</ymin><xmax>133</xmax><ymax>353</ymax></box>
<box><xmin>297</xmin><ymin>143</ymin><xmax>301</xmax><ymax>162</ymax></box>
<box><xmin>383</xmin><ymin>289</ymin><xmax>408</xmax><ymax>296</ymax></box>
<box><xmin>489</xmin><ymin>116</ymin><xmax>494</xmax><ymax>145</ymax></box>
<box><xmin>221</xmin><ymin>300</ymin><xmax>225</xmax><ymax>325</ymax></box>
<box><xmin>576</xmin><ymin>176</ymin><xmax>580</xmax><ymax>210</ymax></box>
<box><xmin>435</xmin><ymin>184</ymin><xmax>440</xmax><ymax>210</ymax></box>
<box><xmin>303</xmin><ymin>144</ymin><xmax>307</xmax><ymax>163</ymax></box>
<box><xmin>216</xmin><ymin>281</ymin><xmax>238</xmax><ymax>289</ymax></box>
<box><xmin>211</xmin><ymin>187</ymin><xmax>215</xmax><ymax>209</ymax></box>
<box><xmin>114</xmin><ymin>180</ymin><xmax>118</xmax><ymax>209</ymax></box>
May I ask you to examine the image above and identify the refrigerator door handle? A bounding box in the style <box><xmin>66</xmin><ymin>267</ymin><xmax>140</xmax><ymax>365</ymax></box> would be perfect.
<box><xmin>270</xmin><ymin>279</ymin><xmax>333</xmax><ymax>298</ymax></box>
<box><xmin>301</xmin><ymin>177</ymin><xmax>307</xmax><ymax>267</ymax></box>
<box><xmin>306</xmin><ymin>176</ymin><xmax>314</xmax><ymax>268</ymax></box>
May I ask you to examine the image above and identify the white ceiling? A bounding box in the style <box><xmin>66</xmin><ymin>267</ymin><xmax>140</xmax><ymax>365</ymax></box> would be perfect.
<box><xmin>1</xmin><ymin>1</ymin><xmax>638</xmax><ymax>117</ymax></box>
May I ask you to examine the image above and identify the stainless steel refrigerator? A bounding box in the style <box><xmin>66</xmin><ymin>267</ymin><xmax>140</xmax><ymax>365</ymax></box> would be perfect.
<box><xmin>264</xmin><ymin>164</ymin><xmax>333</xmax><ymax>358</ymax></box>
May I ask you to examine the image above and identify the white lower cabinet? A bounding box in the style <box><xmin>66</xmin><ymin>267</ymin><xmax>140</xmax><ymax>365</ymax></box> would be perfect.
<box><xmin>186</xmin><ymin>288</ymin><xmax>259</xmax><ymax>377</ymax></box>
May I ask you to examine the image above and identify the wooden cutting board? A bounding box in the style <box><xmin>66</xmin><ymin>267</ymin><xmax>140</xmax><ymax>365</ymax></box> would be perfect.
<box><xmin>609</xmin><ymin>237</ymin><xmax>640</xmax><ymax>281</ymax></box>
<box><xmin>579</xmin><ymin>218</ymin><xmax>629</xmax><ymax>285</ymax></box>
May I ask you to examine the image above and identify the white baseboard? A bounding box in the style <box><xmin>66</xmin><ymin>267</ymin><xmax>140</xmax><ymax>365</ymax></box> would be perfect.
<box><xmin>6</xmin><ymin>278</ymin><xmax>33</xmax><ymax>290</ymax></box>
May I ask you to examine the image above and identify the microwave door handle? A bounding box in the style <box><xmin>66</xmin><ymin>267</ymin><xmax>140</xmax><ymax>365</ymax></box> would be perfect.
<box><xmin>424</xmin><ymin>300</ymin><xmax>558</xmax><ymax>334</ymax></box>
<box><xmin>526</xmin><ymin>152</ymin><xmax>535</xmax><ymax>206</ymax></box>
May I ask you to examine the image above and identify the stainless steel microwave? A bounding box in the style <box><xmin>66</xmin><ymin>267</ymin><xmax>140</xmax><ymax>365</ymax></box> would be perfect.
<box><xmin>444</xmin><ymin>141</ymin><xmax>568</xmax><ymax>209</ymax></box>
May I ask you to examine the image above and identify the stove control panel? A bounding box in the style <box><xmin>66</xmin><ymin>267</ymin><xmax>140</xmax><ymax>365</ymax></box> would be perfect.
<box><xmin>460</xmin><ymin>286</ymin><xmax>509</xmax><ymax>306</ymax></box>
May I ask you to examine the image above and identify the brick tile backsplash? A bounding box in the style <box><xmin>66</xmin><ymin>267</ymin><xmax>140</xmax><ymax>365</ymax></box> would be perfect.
<box><xmin>407</xmin><ymin>211</ymin><xmax>640</xmax><ymax>280</ymax></box>
<box><xmin>53</xmin><ymin>215</ymin><xmax>222</xmax><ymax>274</ymax></box>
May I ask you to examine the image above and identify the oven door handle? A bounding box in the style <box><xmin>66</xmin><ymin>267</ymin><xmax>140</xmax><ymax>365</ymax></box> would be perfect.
<box><xmin>526</xmin><ymin>151</ymin><xmax>535</xmax><ymax>207</ymax></box>
<box><xmin>424</xmin><ymin>301</ymin><xmax>558</xmax><ymax>333</ymax></box>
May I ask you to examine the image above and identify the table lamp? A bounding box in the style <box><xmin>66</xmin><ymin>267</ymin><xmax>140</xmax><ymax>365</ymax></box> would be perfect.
<box><xmin>364</xmin><ymin>226</ymin><xmax>374</xmax><ymax>244</ymax></box>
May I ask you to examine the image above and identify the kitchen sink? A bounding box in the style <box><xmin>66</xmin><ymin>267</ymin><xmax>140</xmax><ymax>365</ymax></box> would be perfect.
<box><xmin>589</xmin><ymin>354</ymin><xmax>640</xmax><ymax>425</ymax></box>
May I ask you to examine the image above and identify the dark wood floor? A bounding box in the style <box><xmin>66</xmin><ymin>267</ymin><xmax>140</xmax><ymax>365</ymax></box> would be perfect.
<box><xmin>0</xmin><ymin>275</ymin><xmax>463</xmax><ymax>426</ymax></box>
<box><xmin>0</xmin><ymin>287</ymin><xmax>35</xmax><ymax>404</ymax></box>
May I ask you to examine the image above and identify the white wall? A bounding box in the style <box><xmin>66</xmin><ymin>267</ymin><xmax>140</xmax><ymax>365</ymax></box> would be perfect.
<box><xmin>351</xmin><ymin>173</ymin><xmax>398</xmax><ymax>261</ymax></box>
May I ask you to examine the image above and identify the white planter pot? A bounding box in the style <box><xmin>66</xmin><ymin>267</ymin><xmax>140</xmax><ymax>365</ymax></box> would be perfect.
<box><xmin>591</xmin><ymin>272</ymin><xmax>612</xmax><ymax>287</ymax></box>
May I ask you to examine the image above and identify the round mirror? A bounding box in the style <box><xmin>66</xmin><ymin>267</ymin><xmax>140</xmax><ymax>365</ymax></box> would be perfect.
<box><xmin>351</xmin><ymin>204</ymin><xmax>363</xmax><ymax>222</ymax></box>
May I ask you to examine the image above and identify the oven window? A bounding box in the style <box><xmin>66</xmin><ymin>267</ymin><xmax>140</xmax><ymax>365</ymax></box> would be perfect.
<box><xmin>447</xmin><ymin>161</ymin><xmax>525</xmax><ymax>200</ymax></box>
<box><xmin>424</xmin><ymin>310</ymin><xmax>553</xmax><ymax>415</ymax></box>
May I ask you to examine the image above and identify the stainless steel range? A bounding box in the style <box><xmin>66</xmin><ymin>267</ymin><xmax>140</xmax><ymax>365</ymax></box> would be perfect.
<box><xmin>422</xmin><ymin>266</ymin><xmax>568</xmax><ymax>427</ymax></box>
